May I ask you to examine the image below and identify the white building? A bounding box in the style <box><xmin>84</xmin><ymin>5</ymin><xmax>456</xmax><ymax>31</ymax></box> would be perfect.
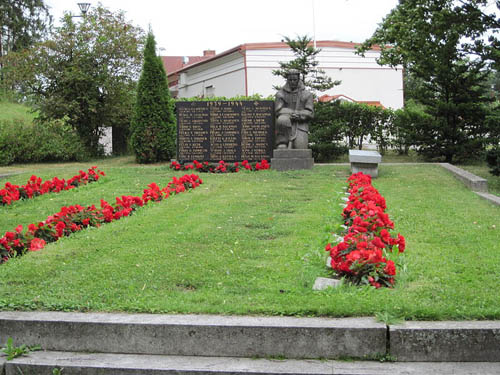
<box><xmin>162</xmin><ymin>41</ymin><xmax>404</xmax><ymax>109</ymax></box>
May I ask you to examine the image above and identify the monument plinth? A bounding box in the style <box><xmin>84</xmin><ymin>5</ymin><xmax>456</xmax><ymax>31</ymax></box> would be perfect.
<box><xmin>271</xmin><ymin>149</ymin><xmax>314</xmax><ymax>171</ymax></box>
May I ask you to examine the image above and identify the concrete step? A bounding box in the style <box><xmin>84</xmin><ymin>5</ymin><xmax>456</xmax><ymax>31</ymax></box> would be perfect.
<box><xmin>4</xmin><ymin>351</ymin><xmax>500</xmax><ymax>375</ymax></box>
<box><xmin>2</xmin><ymin>312</ymin><xmax>500</xmax><ymax>363</ymax></box>
<box><xmin>0</xmin><ymin>312</ymin><xmax>386</xmax><ymax>360</ymax></box>
<box><xmin>390</xmin><ymin>321</ymin><xmax>500</xmax><ymax>362</ymax></box>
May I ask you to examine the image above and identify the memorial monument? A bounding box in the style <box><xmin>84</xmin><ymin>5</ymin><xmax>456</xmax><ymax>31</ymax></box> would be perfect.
<box><xmin>176</xmin><ymin>101</ymin><xmax>274</xmax><ymax>163</ymax></box>
<box><xmin>271</xmin><ymin>69</ymin><xmax>315</xmax><ymax>171</ymax></box>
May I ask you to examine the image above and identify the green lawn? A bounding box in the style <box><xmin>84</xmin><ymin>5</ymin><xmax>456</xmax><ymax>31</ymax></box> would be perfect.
<box><xmin>0</xmin><ymin>158</ymin><xmax>498</xmax><ymax>320</ymax></box>
<box><xmin>0</xmin><ymin>101</ymin><xmax>36</xmax><ymax>123</ymax></box>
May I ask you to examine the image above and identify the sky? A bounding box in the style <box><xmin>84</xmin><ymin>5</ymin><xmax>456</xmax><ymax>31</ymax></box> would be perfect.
<box><xmin>44</xmin><ymin>0</ymin><xmax>400</xmax><ymax>56</ymax></box>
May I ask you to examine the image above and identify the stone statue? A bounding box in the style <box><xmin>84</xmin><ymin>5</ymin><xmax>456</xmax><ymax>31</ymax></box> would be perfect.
<box><xmin>275</xmin><ymin>69</ymin><xmax>314</xmax><ymax>149</ymax></box>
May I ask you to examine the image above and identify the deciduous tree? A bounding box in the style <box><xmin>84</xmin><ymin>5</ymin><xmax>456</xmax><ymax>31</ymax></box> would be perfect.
<box><xmin>3</xmin><ymin>6</ymin><xmax>144</xmax><ymax>154</ymax></box>
<box><xmin>0</xmin><ymin>0</ymin><xmax>52</xmax><ymax>82</ymax></box>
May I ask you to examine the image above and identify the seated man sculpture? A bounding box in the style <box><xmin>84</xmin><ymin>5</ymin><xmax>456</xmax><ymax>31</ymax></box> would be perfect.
<box><xmin>275</xmin><ymin>69</ymin><xmax>314</xmax><ymax>149</ymax></box>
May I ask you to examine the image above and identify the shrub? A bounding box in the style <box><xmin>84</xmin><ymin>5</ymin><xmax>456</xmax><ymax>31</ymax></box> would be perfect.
<box><xmin>309</xmin><ymin>101</ymin><xmax>347</xmax><ymax>161</ymax></box>
<box><xmin>0</xmin><ymin>118</ymin><xmax>88</xmax><ymax>165</ymax></box>
<box><xmin>392</xmin><ymin>101</ymin><xmax>432</xmax><ymax>155</ymax></box>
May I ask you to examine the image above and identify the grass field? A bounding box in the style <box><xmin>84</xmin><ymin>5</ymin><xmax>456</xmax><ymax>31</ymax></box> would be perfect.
<box><xmin>0</xmin><ymin>100</ymin><xmax>35</xmax><ymax>123</ymax></box>
<box><xmin>0</xmin><ymin>158</ymin><xmax>498</xmax><ymax>320</ymax></box>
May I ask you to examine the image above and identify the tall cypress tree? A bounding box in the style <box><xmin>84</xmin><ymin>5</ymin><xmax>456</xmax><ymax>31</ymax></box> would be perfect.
<box><xmin>131</xmin><ymin>32</ymin><xmax>175</xmax><ymax>163</ymax></box>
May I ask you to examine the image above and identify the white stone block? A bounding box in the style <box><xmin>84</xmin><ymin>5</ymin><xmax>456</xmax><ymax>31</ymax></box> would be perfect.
<box><xmin>348</xmin><ymin>150</ymin><xmax>382</xmax><ymax>164</ymax></box>
<box><xmin>348</xmin><ymin>150</ymin><xmax>382</xmax><ymax>178</ymax></box>
<box><xmin>313</xmin><ymin>277</ymin><xmax>341</xmax><ymax>290</ymax></box>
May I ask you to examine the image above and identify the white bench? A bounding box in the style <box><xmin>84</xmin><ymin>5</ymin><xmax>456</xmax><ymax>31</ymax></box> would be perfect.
<box><xmin>348</xmin><ymin>150</ymin><xmax>382</xmax><ymax>178</ymax></box>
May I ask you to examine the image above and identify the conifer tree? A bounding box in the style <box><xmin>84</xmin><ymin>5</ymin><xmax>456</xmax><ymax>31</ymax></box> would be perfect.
<box><xmin>273</xmin><ymin>35</ymin><xmax>340</xmax><ymax>94</ymax></box>
<box><xmin>358</xmin><ymin>0</ymin><xmax>498</xmax><ymax>162</ymax></box>
<box><xmin>131</xmin><ymin>32</ymin><xmax>175</xmax><ymax>163</ymax></box>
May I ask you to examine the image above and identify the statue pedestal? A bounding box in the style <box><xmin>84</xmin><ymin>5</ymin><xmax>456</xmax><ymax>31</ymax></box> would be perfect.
<box><xmin>271</xmin><ymin>149</ymin><xmax>314</xmax><ymax>171</ymax></box>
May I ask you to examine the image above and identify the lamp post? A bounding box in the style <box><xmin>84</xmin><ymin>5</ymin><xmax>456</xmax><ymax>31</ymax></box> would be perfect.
<box><xmin>71</xmin><ymin>2</ymin><xmax>91</xmax><ymax>18</ymax></box>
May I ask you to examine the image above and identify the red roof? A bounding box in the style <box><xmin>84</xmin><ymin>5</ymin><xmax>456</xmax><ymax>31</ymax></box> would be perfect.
<box><xmin>319</xmin><ymin>94</ymin><xmax>357</xmax><ymax>103</ymax></box>
<box><xmin>164</xmin><ymin>40</ymin><xmax>381</xmax><ymax>76</ymax></box>
<box><xmin>358</xmin><ymin>101</ymin><xmax>385</xmax><ymax>108</ymax></box>
<box><xmin>319</xmin><ymin>94</ymin><xmax>385</xmax><ymax>108</ymax></box>
<box><xmin>161</xmin><ymin>56</ymin><xmax>212</xmax><ymax>75</ymax></box>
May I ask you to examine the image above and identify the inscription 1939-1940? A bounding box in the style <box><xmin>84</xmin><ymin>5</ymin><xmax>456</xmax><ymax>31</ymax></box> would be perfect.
<box><xmin>176</xmin><ymin>101</ymin><xmax>275</xmax><ymax>162</ymax></box>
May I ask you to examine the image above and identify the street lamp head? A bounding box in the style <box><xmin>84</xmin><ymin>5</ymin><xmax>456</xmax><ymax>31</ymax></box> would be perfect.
<box><xmin>77</xmin><ymin>3</ymin><xmax>91</xmax><ymax>15</ymax></box>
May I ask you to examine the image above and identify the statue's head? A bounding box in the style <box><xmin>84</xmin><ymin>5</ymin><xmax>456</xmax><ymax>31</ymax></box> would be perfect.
<box><xmin>286</xmin><ymin>69</ymin><xmax>300</xmax><ymax>90</ymax></box>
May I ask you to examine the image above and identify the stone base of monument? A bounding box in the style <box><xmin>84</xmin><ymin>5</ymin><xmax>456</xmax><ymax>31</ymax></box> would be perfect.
<box><xmin>271</xmin><ymin>149</ymin><xmax>314</xmax><ymax>171</ymax></box>
<box><xmin>348</xmin><ymin>150</ymin><xmax>382</xmax><ymax>178</ymax></box>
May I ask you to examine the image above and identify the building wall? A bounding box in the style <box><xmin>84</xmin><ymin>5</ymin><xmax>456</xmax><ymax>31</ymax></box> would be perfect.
<box><xmin>177</xmin><ymin>52</ymin><xmax>246</xmax><ymax>98</ymax></box>
<box><xmin>245</xmin><ymin>47</ymin><xmax>403</xmax><ymax>109</ymax></box>
<box><xmin>173</xmin><ymin>45</ymin><xmax>404</xmax><ymax>109</ymax></box>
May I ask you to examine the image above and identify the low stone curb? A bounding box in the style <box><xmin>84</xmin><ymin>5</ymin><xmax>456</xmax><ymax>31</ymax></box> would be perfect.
<box><xmin>0</xmin><ymin>172</ymin><xmax>20</xmax><ymax>180</ymax></box>
<box><xmin>475</xmin><ymin>191</ymin><xmax>500</xmax><ymax>206</ymax></box>
<box><xmin>438</xmin><ymin>163</ymin><xmax>488</xmax><ymax>192</ymax></box>
<box><xmin>4</xmin><ymin>352</ymin><xmax>500</xmax><ymax>375</ymax></box>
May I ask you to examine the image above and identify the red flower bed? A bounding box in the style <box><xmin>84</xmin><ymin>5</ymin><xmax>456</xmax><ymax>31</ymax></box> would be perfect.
<box><xmin>325</xmin><ymin>172</ymin><xmax>406</xmax><ymax>288</ymax></box>
<box><xmin>0</xmin><ymin>167</ymin><xmax>105</xmax><ymax>206</ymax></box>
<box><xmin>0</xmin><ymin>174</ymin><xmax>202</xmax><ymax>264</ymax></box>
<box><xmin>170</xmin><ymin>159</ymin><xmax>270</xmax><ymax>173</ymax></box>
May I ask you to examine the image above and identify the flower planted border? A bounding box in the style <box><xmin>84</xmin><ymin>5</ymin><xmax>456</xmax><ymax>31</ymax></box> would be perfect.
<box><xmin>325</xmin><ymin>172</ymin><xmax>406</xmax><ymax>288</ymax></box>
<box><xmin>0</xmin><ymin>174</ymin><xmax>202</xmax><ymax>264</ymax></box>
<box><xmin>170</xmin><ymin>159</ymin><xmax>270</xmax><ymax>173</ymax></box>
<box><xmin>0</xmin><ymin>167</ymin><xmax>105</xmax><ymax>206</ymax></box>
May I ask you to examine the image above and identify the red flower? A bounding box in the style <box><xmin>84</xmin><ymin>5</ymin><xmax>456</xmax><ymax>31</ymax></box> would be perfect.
<box><xmin>384</xmin><ymin>260</ymin><xmax>396</xmax><ymax>276</ymax></box>
<box><xmin>397</xmin><ymin>234</ymin><xmax>406</xmax><ymax>253</ymax></box>
<box><xmin>55</xmin><ymin>221</ymin><xmax>66</xmax><ymax>237</ymax></box>
<box><xmin>380</xmin><ymin>229</ymin><xmax>391</xmax><ymax>244</ymax></box>
<box><xmin>371</xmin><ymin>236</ymin><xmax>385</xmax><ymax>249</ymax></box>
<box><xmin>29</xmin><ymin>238</ymin><xmax>46</xmax><ymax>251</ymax></box>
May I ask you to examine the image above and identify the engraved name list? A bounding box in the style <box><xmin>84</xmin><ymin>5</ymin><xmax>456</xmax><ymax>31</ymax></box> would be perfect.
<box><xmin>176</xmin><ymin>101</ymin><xmax>274</xmax><ymax>162</ymax></box>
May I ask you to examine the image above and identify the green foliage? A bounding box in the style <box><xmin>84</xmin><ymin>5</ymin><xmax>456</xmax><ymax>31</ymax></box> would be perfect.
<box><xmin>0</xmin><ymin>118</ymin><xmax>88</xmax><ymax>165</ymax></box>
<box><xmin>358</xmin><ymin>0</ymin><xmax>499</xmax><ymax>163</ymax></box>
<box><xmin>131</xmin><ymin>32</ymin><xmax>176</xmax><ymax>163</ymax></box>
<box><xmin>2</xmin><ymin>5</ymin><xmax>144</xmax><ymax>155</ymax></box>
<box><xmin>0</xmin><ymin>0</ymin><xmax>51</xmax><ymax>85</ymax></box>
<box><xmin>1</xmin><ymin>337</ymin><xmax>40</xmax><ymax>360</ymax></box>
<box><xmin>309</xmin><ymin>101</ymin><xmax>347</xmax><ymax>161</ymax></box>
<box><xmin>272</xmin><ymin>35</ymin><xmax>340</xmax><ymax>94</ymax></box>
<box><xmin>309</xmin><ymin>101</ymin><xmax>394</xmax><ymax>161</ymax></box>
<box><xmin>392</xmin><ymin>101</ymin><xmax>433</xmax><ymax>155</ymax></box>
<box><xmin>486</xmin><ymin>147</ymin><xmax>500</xmax><ymax>176</ymax></box>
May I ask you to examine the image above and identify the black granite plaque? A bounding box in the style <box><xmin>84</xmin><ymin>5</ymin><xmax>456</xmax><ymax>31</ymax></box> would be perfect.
<box><xmin>176</xmin><ymin>101</ymin><xmax>274</xmax><ymax>162</ymax></box>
